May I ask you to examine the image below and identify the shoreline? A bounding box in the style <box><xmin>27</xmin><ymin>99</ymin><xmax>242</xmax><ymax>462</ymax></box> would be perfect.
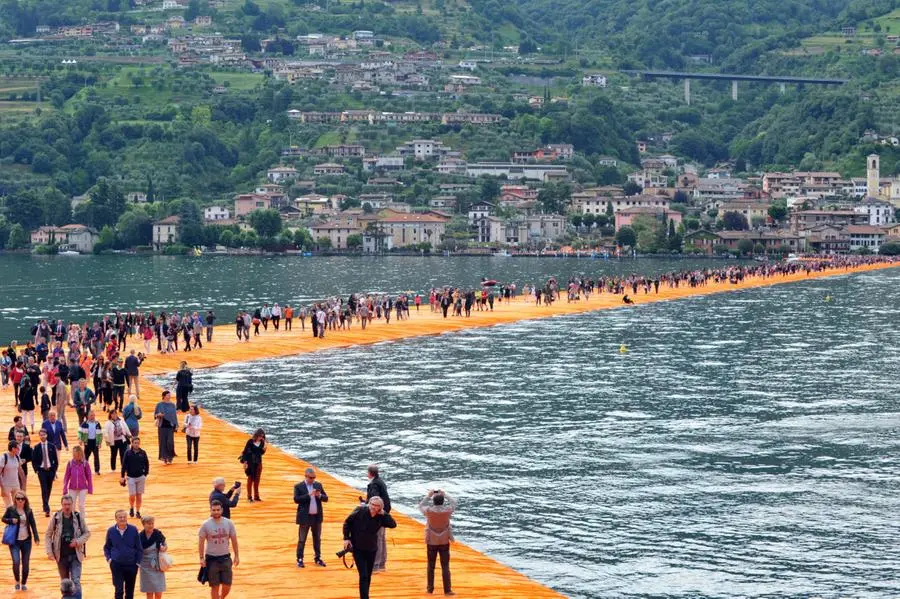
<box><xmin>1</xmin><ymin>260</ymin><xmax>897</xmax><ymax>599</ymax></box>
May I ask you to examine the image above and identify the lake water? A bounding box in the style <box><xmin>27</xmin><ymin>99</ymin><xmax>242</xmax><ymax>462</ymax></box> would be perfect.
<box><xmin>0</xmin><ymin>254</ymin><xmax>723</xmax><ymax>342</ymax></box>
<box><xmin>5</xmin><ymin>255</ymin><xmax>898</xmax><ymax>597</ymax></box>
<box><xmin>146</xmin><ymin>265</ymin><xmax>900</xmax><ymax>598</ymax></box>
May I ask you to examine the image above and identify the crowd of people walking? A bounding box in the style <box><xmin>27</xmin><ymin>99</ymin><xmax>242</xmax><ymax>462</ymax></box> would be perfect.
<box><xmin>0</xmin><ymin>253</ymin><xmax>893</xmax><ymax>597</ymax></box>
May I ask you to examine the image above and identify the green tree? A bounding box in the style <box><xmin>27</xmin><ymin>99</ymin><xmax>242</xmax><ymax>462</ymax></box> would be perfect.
<box><xmin>753</xmin><ymin>242</ymin><xmax>766</xmax><ymax>255</ymax></box>
<box><xmin>346</xmin><ymin>233</ymin><xmax>362</xmax><ymax>248</ymax></box>
<box><xmin>5</xmin><ymin>224</ymin><xmax>28</xmax><ymax>249</ymax></box>
<box><xmin>3</xmin><ymin>193</ymin><xmax>43</xmax><ymax>230</ymax></box>
<box><xmin>248</xmin><ymin>209</ymin><xmax>283</xmax><ymax>237</ymax></box>
<box><xmin>722</xmin><ymin>211</ymin><xmax>749</xmax><ymax>231</ymax></box>
<box><xmin>737</xmin><ymin>239</ymin><xmax>754</xmax><ymax>255</ymax></box>
<box><xmin>219</xmin><ymin>229</ymin><xmax>236</xmax><ymax>247</ymax></box>
<box><xmin>293</xmin><ymin>228</ymin><xmax>313</xmax><ymax>249</ymax></box>
<box><xmin>623</xmin><ymin>181</ymin><xmax>641</xmax><ymax>196</ymax></box>
<box><xmin>316</xmin><ymin>236</ymin><xmax>332</xmax><ymax>249</ymax></box>
<box><xmin>768</xmin><ymin>203</ymin><xmax>787</xmax><ymax>222</ymax></box>
<box><xmin>116</xmin><ymin>209</ymin><xmax>152</xmax><ymax>247</ymax></box>
<box><xmin>94</xmin><ymin>225</ymin><xmax>117</xmax><ymax>253</ymax></box>
<box><xmin>479</xmin><ymin>176</ymin><xmax>500</xmax><ymax>203</ymax></box>
<box><xmin>615</xmin><ymin>226</ymin><xmax>636</xmax><ymax>247</ymax></box>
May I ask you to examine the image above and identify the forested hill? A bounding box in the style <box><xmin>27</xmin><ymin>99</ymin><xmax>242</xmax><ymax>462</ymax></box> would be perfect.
<box><xmin>470</xmin><ymin>0</ymin><xmax>898</xmax><ymax>69</ymax></box>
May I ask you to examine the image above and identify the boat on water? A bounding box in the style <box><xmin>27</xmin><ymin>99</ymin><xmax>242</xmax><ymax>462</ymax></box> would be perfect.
<box><xmin>58</xmin><ymin>250</ymin><xmax>80</xmax><ymax>256</ymax></box>
<box><xmin>492</xmin><ymin>250</ymin><xmax>512</xmax><ymax>257</ymax></box>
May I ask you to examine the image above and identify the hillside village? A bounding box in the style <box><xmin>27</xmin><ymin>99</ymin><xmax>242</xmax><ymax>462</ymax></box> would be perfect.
<box><xmin>109</xmin><ymin>147</ymin><xmax>900</xmax><ymax>256</ymax></box>
<box><xmin>4</xmin><ymin>0</ymin><xmax>900</xmax><ymax>256</ymax></box>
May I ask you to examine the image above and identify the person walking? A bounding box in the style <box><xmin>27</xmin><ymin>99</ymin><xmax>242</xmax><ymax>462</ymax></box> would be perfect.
<box><xmin>79</xmin><ymin>411</ymin><xmax>102</xmax><ymax>475</ymax></box>
<box><xmin>45</xmin><ymin>494</ymin><xmax>90</xmax><ymax>599</ymax></box>
<box><xmin>205</xmin><ymin>310</ymin><xmax>216</xmax><ymax>343</ymax></box>
<box><xmin>61</xmin><ymin>446</ymin><xmax>92</xmax><ymax>517</ymax></box>
<box><xmin>105</xmin><ymin>410</ymin><xmax>131</xmax><ymax>473</ymax></box>
<box><xmin>112</xmin><ymin>359</ymin><xmax>128</xmax><ymax>412</ymax></box>
<box><xmin>342</xmin><ymin>496</ymin><xmax>397</xmax><ymax>599</ymax></box>
<box><xmin>294</xmin><ymin>466</ymin><xmax>327</xmax><ymax>568</ymax></box>
<box><xmin>122</xmin><ymin>395</ymin><xmax>142</xmax><ymax>438</ymax></box>
<box><xmin>238</xmin><ymin>429</ymin><xmax>266</xmax><ymax>502</ymax></box>
<box><xmin>175</xmin><ymin>363</ymin><xmax>193</xmax><ymax>414</ymax></box>
<box><xmin>103</xmin><ymin>509</ymin><xmax>143</xmax><ymax>599</ymax></box>
<box><xmin>184</xmin><ymin>404</ymin><xmax>202</xmax><ymax>463</ymax></box>
<box><xmin>153</xmin><ymin>391</ymin><xmax>177</xmax><ymax>465</ymax></box>
<box><xmin>419</xmin><ymin>489</ymin><xmax>457</xmax><ymax>596</ymax></box>
<box><xmin>124</xmin><ymin>351</ymin><xmax>142</xmax><ymax>399</ymax></box>
<box><xmin>72</xmin><ymin>380</ymin><xmax>95</xmax><ymax>427</ymax></box>
<box><xmin>32</xmin><ymin>428</ymin><xmax>58</xmax><ymax>517</ymax></box>
<box><xmin>139</xmin><ymin>515</ymin><xmax>167</xmax><ymax>598</ymax></box>
<box><xmin>3</xmin><ymin>491</ymin><xmax>39</xmax><ymax>591</ymax></box>
<box><xmin>0</xmin><ymin>441</ymin><xmax>23</xmax><ymax>507</ymax></box>
<box><xmin>42</xmin><ymin>410</ymin><xmax>69</xmax><ymax>452</ymax></box>
<box><xmin>366</xmin><ymin>464</ymin><xmax>391</xmax><ymax>572</ymax></box>
<box><xmin>13</xmin><ymin>430</ymin><xmax>31</xmax><ymax>494</ymax></box>
<box><xmin>209</xmin><ymin>478</ymin><xmax>241</xmax><ymax>519</ymax></box>
<box><xmin>121</xmin><ymin>437</ymin><xmax>149</xmax><ymax>519</ymax></box>
<box><xmin>199</xmin><ymin>500</ymin><xmax>240</xmax><ymax>599</ymax></box>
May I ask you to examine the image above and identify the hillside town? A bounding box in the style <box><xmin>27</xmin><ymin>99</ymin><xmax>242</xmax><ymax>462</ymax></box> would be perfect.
<box><xmin>78</xmin><ymin>149</ymin><xmax>897</xmax><ymax>256</ymax></box>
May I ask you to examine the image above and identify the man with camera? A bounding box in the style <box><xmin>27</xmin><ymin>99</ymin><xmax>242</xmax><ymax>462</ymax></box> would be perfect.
<box><xmin>294</xmin><ymin>466</ymin><xmax>328</xmax><ymax>568</ymax></box>
<box><xmin>209</xmin><ymin>477</ymin><xmax>241</xmax><ymax>519</ymax></box>
<box><xmin>342</xmin><ymin>496</ymin><xmax>396</xmax><ymax>599</ymax></box>
<box><xmin>419</xmin><ymin>489</ymin><xmax>457</xmax><ymax>596</ymax></box>
<box><xmin>365</xmin><ymin>464</ymin><xmax>391</xmax><ymax>572</ymax></box>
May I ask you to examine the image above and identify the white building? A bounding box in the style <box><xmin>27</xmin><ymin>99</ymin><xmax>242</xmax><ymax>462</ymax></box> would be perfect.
<box><xmin>582</xmin><ymin>74</ymin><xmax>607</xmax><ymax>88</ymax></box>
<box><xmin>397</xmin><ymin>139</ymin><xmax>451</xmax><ymax>159</ymax></box>
<box><xmin>846</xmin><ymin>225</ymin><xmax>885</xmax><ymax>252</ymax></box>
<box><xmin>465</xmin><ymin>163</ymin><xmax>568</xmax><ymax>182</ymax></box>
<box><xmin>854</xmin><ymin>197</ymin><xmax>895</xmax><ymax>226</ymax></box>
<box><xmin>458</xmin><ymin>60</ymin><xmax>478</xmax><ymax>71</ymax></box>
<box><xmin>267</xmin><ymin>166</ymin><xmax>298</xmax><ymax>183</ymax></box>
<box><xmin>152</xmin><ymin>215</ymin><xmax>180</xmax><ymax>251</ymax></box>
<box><xmin>204</xmin><ymin>206</ymin><xmax>231</xmax><ymax>221</ymax></box>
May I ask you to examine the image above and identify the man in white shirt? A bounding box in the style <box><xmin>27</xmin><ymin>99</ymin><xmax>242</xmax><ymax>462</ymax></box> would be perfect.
<box><xmin>293</xmin><ymin>467</ymin><xmax>328</xmax><ymax>568</ymax></box>
<box><xmin>0</xmin><ymin>441</ymin><xmax>22</xmax><ymax>506</ymax></box>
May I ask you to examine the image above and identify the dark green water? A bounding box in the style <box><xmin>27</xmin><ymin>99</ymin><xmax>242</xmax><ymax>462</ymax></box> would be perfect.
<box><xmin>0</xmin><ymin>254</ymin><xmax>727</xmax><ymax>342</ymax></box>
<box><xmin>150</xmin><ymin>266</ymin><xmax>900</xmax><ymax>599</ymax></box>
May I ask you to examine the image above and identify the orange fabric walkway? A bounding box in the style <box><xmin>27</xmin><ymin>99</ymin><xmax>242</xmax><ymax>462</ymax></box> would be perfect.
<box><xmin>2</xmin><ymin>261</ymin><xmax>896</xmax><ymax>599</ymax></box>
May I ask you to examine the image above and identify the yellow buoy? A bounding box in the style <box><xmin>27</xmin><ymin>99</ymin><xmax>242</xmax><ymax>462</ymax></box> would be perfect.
<box><xmin>619</xmin><ymin>344</ymin><xmax>629</xmax><ymax>353</ymax></box>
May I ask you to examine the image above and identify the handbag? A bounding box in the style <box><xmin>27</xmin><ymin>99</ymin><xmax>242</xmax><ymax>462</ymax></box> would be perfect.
<box><xmin>158</xmin><ymin>547</ymin><xmax>174</xmax><ymax>572</ymax></box>
<box><xmin>197</xmin><ymin>565</ymin><xmax>209</xmax><ymax>585</ymax></box>
<box><xmin>2</xmin><ymin>522</ymin><xmax>18</xmax><ymax>546</ymax></box>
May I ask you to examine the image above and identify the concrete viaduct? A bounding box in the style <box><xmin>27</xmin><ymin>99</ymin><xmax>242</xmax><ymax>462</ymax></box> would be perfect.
<box><xmin>621</xmin><ymin>70</ymin><xmax>848</xmax><ymax>104</ymax></box>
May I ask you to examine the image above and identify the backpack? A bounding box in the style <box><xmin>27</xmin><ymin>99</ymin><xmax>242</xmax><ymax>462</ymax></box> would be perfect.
<box><xmin>49</xmin><ymin>511</ymin><xmax>86</xmax><ymax>557</ymax></box>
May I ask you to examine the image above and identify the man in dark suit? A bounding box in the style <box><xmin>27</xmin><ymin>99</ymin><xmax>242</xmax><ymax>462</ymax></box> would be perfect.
<box><xmin>31</xmin><ymin>427</ymin><xmax>58</xmax><ymax>516</ymax></box>
<box><xmin>294</xmin><ymin>467</ymin><xmax>328</xmax><ymax>568</ymax></box>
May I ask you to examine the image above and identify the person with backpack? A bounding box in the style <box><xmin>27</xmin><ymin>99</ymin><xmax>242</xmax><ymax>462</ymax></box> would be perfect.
<box><xmin>0</xmin><ymin>441</ymin><xmax>23</xmax><ymax>507</ymax></box>
<box><xmin>45</xmin><ymin>494</ymin><xmax>90</xmax><ymax>599</ymax></box>
<box><xmin>104</xmin><ymin>410</ymin><xmax>131</xmax><ymax>472</ymax></box>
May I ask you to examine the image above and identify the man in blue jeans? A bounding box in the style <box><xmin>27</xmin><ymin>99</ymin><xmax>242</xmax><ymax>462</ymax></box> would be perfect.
<box><xmin>103</xmin><ymin>509</ymin><xmax>143</xmax><ymax>599</ymax></box>
<box><xmin>45</xmin><ymin>495</ymin><xmax>90</xmax><ymax>599</ymax></box>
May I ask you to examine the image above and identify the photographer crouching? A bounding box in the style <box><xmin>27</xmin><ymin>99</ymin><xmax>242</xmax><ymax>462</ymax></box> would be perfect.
<box><xmin>341</xmin><ymin>496</ymin><xmax>396</xmax><ymax>599</ymax></box>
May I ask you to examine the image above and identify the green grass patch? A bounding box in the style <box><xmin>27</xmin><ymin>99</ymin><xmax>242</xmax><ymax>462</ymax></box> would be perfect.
<box><xmin>210</xmin><ymin>71</ymin><xmax>264</xmax><ymax>90</ymax></box>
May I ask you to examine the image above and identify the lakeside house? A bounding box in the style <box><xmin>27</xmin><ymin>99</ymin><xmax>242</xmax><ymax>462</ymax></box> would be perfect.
<box><xmin>30</xmin><ymin>224</ymin><xmax>99</xmax><ymax>253</ymax></box>
<box><xmin>152</xmin><ymin>215</ymin><xmax>180</xmax><ymax>251</ymax></box>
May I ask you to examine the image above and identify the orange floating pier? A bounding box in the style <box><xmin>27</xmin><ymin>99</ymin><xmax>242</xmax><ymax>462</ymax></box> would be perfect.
<box><xmin>3</xmin><ymin>261</ymin><xmax>896</xmax><ymax>599</ymax></box>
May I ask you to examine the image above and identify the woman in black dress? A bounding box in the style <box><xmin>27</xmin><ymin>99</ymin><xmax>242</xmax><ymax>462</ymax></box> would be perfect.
<box><xmin>174</xmin><ymin>362</ymin><xmax>193</xmax><ymax>413</ymax></box>
<box><xmin>239</xmin><ymin>428</ymin><xmax>267</xmax><ymax>502</ymax></box>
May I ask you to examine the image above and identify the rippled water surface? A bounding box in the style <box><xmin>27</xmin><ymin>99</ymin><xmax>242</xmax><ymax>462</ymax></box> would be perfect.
<box><xmin>0</xmin><ymin>254</ymin><xmax>726</xmax><ymax>342</ymax></box>
<box><xmin>153</xmin><ymin>268</ymin><xmax>900</xmax><ymax>598</ymax></box>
